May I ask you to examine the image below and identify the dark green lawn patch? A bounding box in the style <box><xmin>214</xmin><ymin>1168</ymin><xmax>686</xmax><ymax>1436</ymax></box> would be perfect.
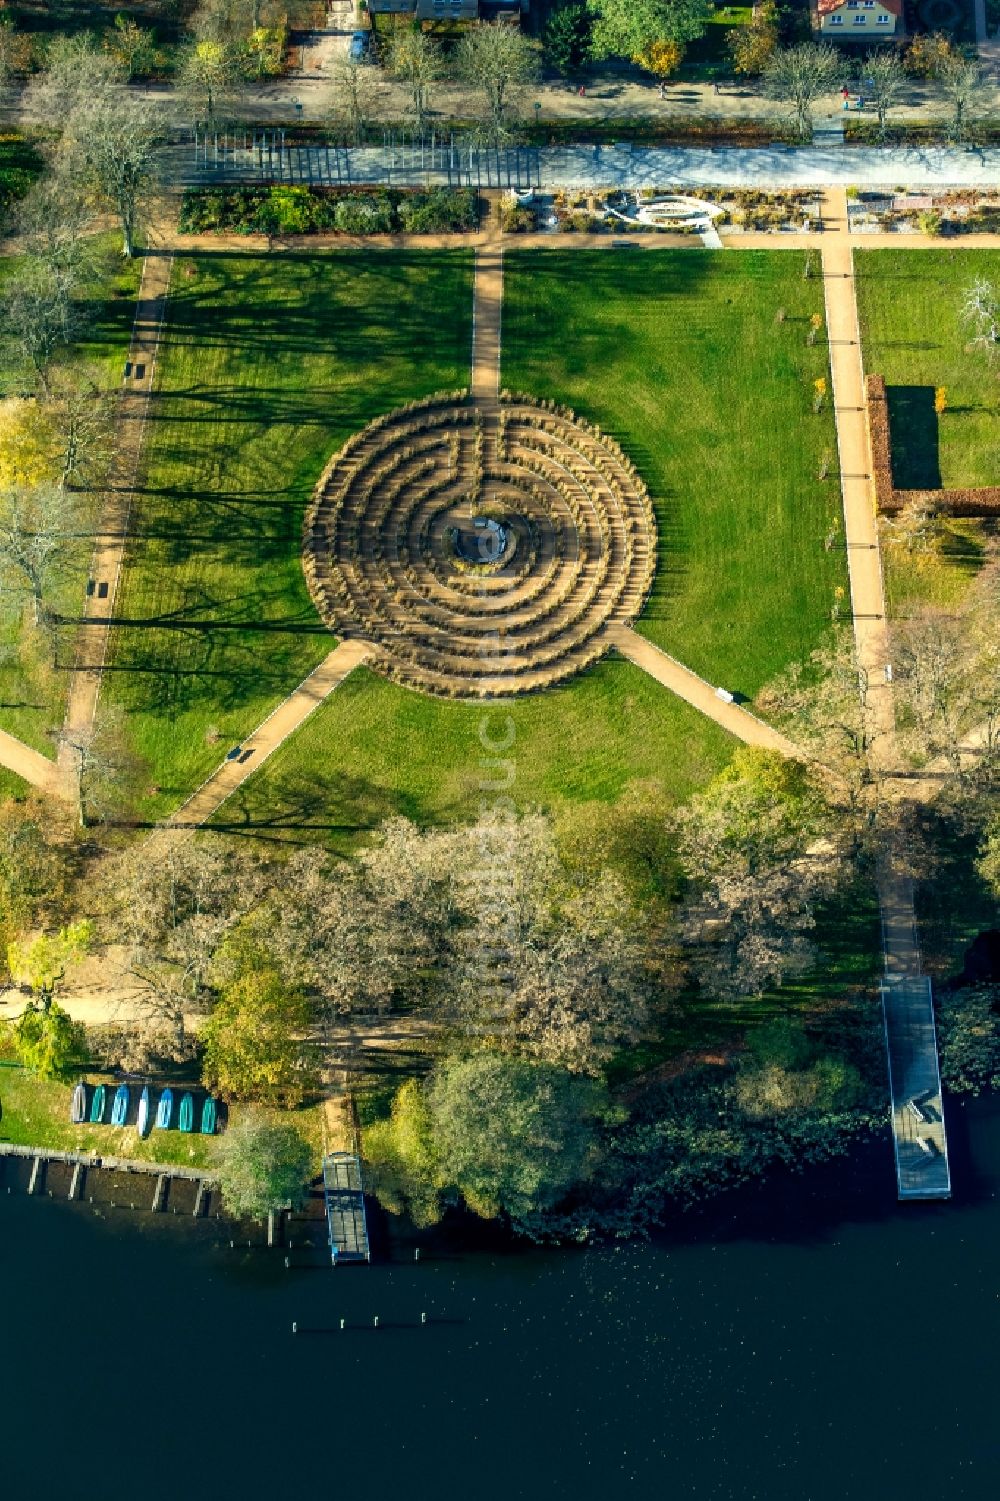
<box><xmin>0</xmin><ymin>133</ymin><xmax>44</xmax><ymax>230</ymax></box>
<box><xmin>503</xmin><ymin>249</ymin><xmax>846</xmax><ymax>698</ymax></box>
<box><xmin>104</xmin><ymin>249</ymin><xmax>475</xmax><ymax>821</ymax></box>
<box><xmin>206</xmin><ymin>658</ymin><xmax>735</xmax><ymax>851</ymax></box>
<box><xmin>179</xmin><ymin>186</ymin><xmax>479</xmax><ymax>238</ymax></box>
<box><xmin>607</xmin><ymin>873</ymin><xmax>883</xmax><ymax>1080</ymax></box>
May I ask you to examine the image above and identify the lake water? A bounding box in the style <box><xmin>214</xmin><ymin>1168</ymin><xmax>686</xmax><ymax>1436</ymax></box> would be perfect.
<box><xmin>3</xmin><ymin>1096</ymin><xmax>999</xmax><ymax>1501</ymax></box>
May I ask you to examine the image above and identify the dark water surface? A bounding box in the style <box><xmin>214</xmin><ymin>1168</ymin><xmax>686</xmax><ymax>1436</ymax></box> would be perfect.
<box><xmin>3</xmin><ymin>1098</ymin><xmax>999</xmax><ymax>1501</ymax></box>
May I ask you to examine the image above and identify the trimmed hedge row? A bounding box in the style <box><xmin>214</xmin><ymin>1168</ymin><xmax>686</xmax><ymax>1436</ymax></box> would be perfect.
<box><xmin>866</xmin><ymin>374</ymin><xmax>1000</xmax><ymax>516</ymax></box>
<box><xmin>178</xmin><ymin>185</ymin><xmax>479</xmax><ymax>237</ymax></box>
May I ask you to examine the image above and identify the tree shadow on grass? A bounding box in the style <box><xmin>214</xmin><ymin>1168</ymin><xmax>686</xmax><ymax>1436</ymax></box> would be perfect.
<box><xmin>203</xmin><ymin>768</ymin><xmax>411</xmax><ymax>848</ymax></box>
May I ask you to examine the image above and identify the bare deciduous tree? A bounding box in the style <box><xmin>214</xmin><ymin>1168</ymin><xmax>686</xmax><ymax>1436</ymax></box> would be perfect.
<box><xmin>58</xmin><ymin>706</ymin><xmax>147</xmax><ymax>827</ymax></box>
<box><xmin>455</xmin><ymin>21</ymin><xmax>541</xmax><ymax>146</ymax></box>
<box><xmin>0</xmin><ymin>262</ymin><xmax>89</xmax><ymax>390</ymax></box>
<box><xmin>45</xmin><ymin>366</ymin><xmax>118</xmax><ymax>492</ymax></box>
<box><xmin>0</xmin><ymin>483</ymin><xmax>84</xmax><ymax>626</ymax></box>
<box><xmin>63</xmin><ymin>91</ymin><xmax>161</xmax><ymax>259</ymax></box>
<box><xmin>939</xmin><ymin>51</ymin><xmax>984</xmax><ymax>144</ymax></box>
<box><xmin>963</xmin><ymin>277</ymin><xmax>1000</xmax><ymax>366</ymax></box>
<box><xmin>762</xmin><ymin>43</ymin><xmax>840</xmax><ymax>142</ymax></box>
<box><xmin>100</xmin><ymin>840</ymin><xmax>264</xmax><ymax>1053</ymax></box>
<box><xmin>862</xmin><ymin>48</ymin><xmax>906</xmax><ymax>139</ymax></box>
<box><xmin>325</xmin><ymin>55</ymin><xmax>384</xmax><ymax>145</ymax></box>
<box><xmin>386</xmin><ymin>26</ymin><xmax>444</xmax><ymax>133</ymax></box>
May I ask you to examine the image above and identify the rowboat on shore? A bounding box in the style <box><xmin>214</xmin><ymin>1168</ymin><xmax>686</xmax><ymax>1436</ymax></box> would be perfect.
<box><xmin>178</xmin><ymin>1093</ymin><xmax>194</xmax><ymax>1133</ymax></box>
<box><xmin>200</xmin><ymin>1096</ymin><xmax>217</xmax><ymax>1136</ymax></box>
<box><xmin>137</xmin><ymin>1086</ymin><xmax>152</xmax><ymax>1138</ymax></box>
<box><xmin>70</xmin><ymin>1082</ymin><xmax>87</xmax><ymax>1124</ymax></box>
<box><xmin>89</xmin><ymin>1084</ymin><xmax>106</xmax><ymax>1124</ymax></box>
<box><xmin>111</xmin><ymin>1083</ymin><xmax>130</xmax><ymax>1127</ymax></box>
<box><xmin>155</xmin><ymin>1088</ymin><xmax>174</xmax><ymax>1130</ymax></box>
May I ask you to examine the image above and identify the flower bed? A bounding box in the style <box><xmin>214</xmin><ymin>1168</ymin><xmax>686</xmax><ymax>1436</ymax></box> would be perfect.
<box><xmin>178</xmin><ymin>185</ymin><xmax>479</xmax><ymax>237</ymax></box>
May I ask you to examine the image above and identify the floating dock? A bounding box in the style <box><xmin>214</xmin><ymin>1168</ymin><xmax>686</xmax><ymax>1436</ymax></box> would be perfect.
<box><xmin>322</xmin><ymin>1153</ymin><xmax>370</xmax><ymax>1264</ymax></box>
<box><xmin>881</xmin><ymin>975</ymin><xmax>951</xmax><ymax>1200</ymax></box>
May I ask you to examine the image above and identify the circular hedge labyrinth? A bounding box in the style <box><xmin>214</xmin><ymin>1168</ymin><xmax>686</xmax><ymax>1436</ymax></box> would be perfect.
<box><xmin>303</xmin><ymin>392</ymin><xmax>657</xmax><ymax>697</ymax></box>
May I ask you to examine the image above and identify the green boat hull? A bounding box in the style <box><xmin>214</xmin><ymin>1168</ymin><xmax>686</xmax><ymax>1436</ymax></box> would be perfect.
<box><xmin>89</xmin><ymin>1084</ymin><xmax>106</xmax><ymax>1124</ymax></box>
<box><xmin>178</xmin><ymin>1093</ymin><xmax>194</xmax><ymax>1132</ymax></box>
<box><xmin>200</xmin><ymin>1096</ymin><xmax>217</xmax><ymax>1136</ymax></box>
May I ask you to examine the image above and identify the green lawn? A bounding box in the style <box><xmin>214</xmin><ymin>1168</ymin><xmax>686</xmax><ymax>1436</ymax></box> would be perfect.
<box><xmin>855</xmin><ymin>248</ymin><xmax>999</xmax><ymax>613</ymax></box>
<box><xmin>115</xmin><ymin>247</ymin><xmax>847</xmax><ymax>842</ymax></box>
<box><xmin>0</xmin><ymin>235</ymin><xmax>142</xmax><ymax>762</ymax></box>
<box><xmin>207</xmin><ymin>658</ymin><xmax>734</xmax><ymax>850</ymax></box>
<box><xmin>0</xmin><ymin>1051</ymin><xmax>330</xmax><ymax>1173</ymax></box>
<box><xmin>855</xmin><ymin>249</ymin><xmax>1000</xmax><ymax>490</ymax></box>
<box><xmin>503</xmin><ymin>250</ymin><xmax>846</xmax><ymax>699</ymax></box>
<box><xmin>0</xmin><ymin>1059</ymin><xmax>221</xmax><ymax>1171</ymax></box>
<box><xmin>104</xmin><ymin>249</ymin><xmax>475</xmax><ymax>821</ymax></box>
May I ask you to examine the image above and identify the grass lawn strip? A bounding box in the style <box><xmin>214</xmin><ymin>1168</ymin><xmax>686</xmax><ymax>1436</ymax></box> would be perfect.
<box><xmin>855</xmin><ymin>248</ymin><xmax>999</xmax><ymax>613</ymax></box>
<box><xmin>502</xmin><ymin>249</ymin><xmax>846</xmax><ymax>701</ymax></box>
<box><xmin>0</xmin><ymin>236</ymin><xmax>143</xmax><ymax>761</ymax></box>
<box><xmin>0</xmin><ymin>1054</ymin><xmax>328</xmax><ymax>1175</ymax></box>
<box><xmin>104</xmin><ymin>249</ymin><xmax>475</xmax><ymax>822</ymax></box>
<box><xmin>206</xmin><ymin>658</ymin><xmax>735</xmax><ymax>849</ymax></box>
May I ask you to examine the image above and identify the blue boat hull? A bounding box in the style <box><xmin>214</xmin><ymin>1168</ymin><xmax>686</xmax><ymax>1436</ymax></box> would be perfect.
<box><xmin>155</xmin><ymin>1089</ymin><xmax>174</xmax><ymax>1130</ymax></box>
<box><xmin>111</xmin><ymin>1086</ymin><xmax>130</xmax><ymax>1127</ymax></box>
<box><xmin>137</xmin><ymin>1088</ymin><xmax>152</xmax><ymax>1138</ymax></box>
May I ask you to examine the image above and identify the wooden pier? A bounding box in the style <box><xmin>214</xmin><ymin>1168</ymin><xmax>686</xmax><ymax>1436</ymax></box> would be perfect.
<box><xmin>0</xmin><ymin>1145</ymin><xmax>215</xmax><ymax>1209</ymax></box>
<box><xmin>322</xmin><ymin>1153</ymin><xmax>370</xmax><ymax>1265</ymax></box>
<box><xmin>881</xmin><ymin>975</ymin><xmax>951</xmax><ymax>1200</ymax></box>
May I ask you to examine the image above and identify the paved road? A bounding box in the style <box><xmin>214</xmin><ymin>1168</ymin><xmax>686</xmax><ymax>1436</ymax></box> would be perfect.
<box><xmin>177</xmin><ymin>138</ymin><xmax>1000</xmax><ymax>191</ymax></box>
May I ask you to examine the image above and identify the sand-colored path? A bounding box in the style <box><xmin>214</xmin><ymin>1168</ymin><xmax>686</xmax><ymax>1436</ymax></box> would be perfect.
<box><xmin>471</xmin><ymin>245</ymin><xmax>502</xmax><ymax>404</ymax></box>
<box><xmin>820</xmin><ymin>189</ymin><xmax>895</xmax><ymax>752</ymax></box>
<box><xmin>160</xmin><ymin>638</ymin><xmax>372</xmax><ymax>832</ymax></box>
<box><xmin>0</xmin><ymin>729</ymin><xmax>66</xmax><ymax>796</ymax></box>
<box><xmin>608</xmin><ymin>625</ymin><xmax>806</xmax><ymax>758</ymax></box>
<box><xmin>59</xmin><ymin>250</ymin><xmax>174</xmax><ymax>778</ymax></box>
